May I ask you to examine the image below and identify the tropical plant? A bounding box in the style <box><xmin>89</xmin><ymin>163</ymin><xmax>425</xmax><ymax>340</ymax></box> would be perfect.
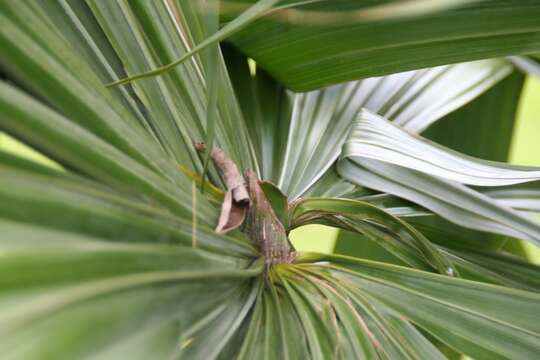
<box><xmin>1</xmin><ymin>1</ymin><xmax>540</xmax><ymax>359</ymax></box>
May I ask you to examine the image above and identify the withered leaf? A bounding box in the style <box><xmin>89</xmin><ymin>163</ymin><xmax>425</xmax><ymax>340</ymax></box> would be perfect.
<box><xmin>215</xmin><ymin>189</ymin><xmax>248</xmax><ymax>233</ymax></box>
<box><xmin>195</xmin><ymin>142</ymin><xmax>249</xmax><ymax>233</ymax></box>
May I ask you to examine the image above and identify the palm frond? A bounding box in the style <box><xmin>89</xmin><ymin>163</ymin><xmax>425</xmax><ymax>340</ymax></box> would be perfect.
<box><xmin>225</xmin><ymin>0</ymin><xmax>540</xmax><ymax>90</ymax></box>
<box><xmin>0</xmin><ymin>1</ymin><xmax>539</xmax><ymax>359</ymax></box>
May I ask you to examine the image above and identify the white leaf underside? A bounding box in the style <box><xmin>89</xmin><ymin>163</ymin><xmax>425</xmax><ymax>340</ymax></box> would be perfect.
<box><xmin>338</xmin><ymin>109</ymin><xmax>540</xmax><ymax>245</ymax></box>
<box><xmin>278</xmin><ymin>59</ymin><xmax>512</xmax><ymax>199</ymax></box>
<box><xmin>344</xmin><ymin>109</ymin><xmax>540</xmax><ymax>187</ymax></box>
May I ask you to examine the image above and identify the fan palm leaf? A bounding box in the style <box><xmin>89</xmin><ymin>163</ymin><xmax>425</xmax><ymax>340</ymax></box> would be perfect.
<box><xmin>1</xmin><ymin>1</ymin><xmax>540</xmax><ymax>359</ymax></box>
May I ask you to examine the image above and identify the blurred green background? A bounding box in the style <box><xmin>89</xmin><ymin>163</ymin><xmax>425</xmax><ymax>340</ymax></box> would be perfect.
<box><xmin>1</xmin><ymin>75</ymin><xmax>539</xmax><ymax>260</ymax></box>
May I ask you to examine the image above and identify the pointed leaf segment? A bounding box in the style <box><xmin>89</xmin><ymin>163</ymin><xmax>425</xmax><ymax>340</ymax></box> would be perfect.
<box><xmin>107</xmin><ymin>0</ymin><xmax>280</xmax><ymax>87</ymax></box>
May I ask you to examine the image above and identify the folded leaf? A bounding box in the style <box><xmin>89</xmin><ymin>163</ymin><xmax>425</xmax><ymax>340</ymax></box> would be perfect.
<box><xmin>338</xmin><ymin>109</ymin><xmax>540</xmax><ymax>245</ymax></box>
<box><xmin>291</xmin><ymin>198</ymin><xmax>456</xmax><ymax>275</ymax></box>
<box><xmin>486</xmin><ymin>186</ymin><xmax>540</xmax><ymax>214</ymax></box>
<box><xmin>343</xmin><ymin>109</ymin><xmax>540</xmax><ymax>187</ymax></box>
<box><xmin>224</xmin><ymin>56</ymin><xmax>510</xmax><ymax>199</ymax></box>
<box><xmin>508</xmin><ymin>55</ymin><xmax>540</xmax><ymax>78</ymax></box>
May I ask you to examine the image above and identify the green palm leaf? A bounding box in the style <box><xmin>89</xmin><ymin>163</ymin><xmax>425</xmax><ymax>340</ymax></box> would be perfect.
<box><xmin>338</xmin><ymin>109</ymin><xmax>540</xmax><ymax>245</ymax></box>
<box><xmin>1</xmin><ymin>1</ymin><xmax>539</xmax><ymax>359</ymax></box>
<box><xmin>225</xmin><ymin>0</ymin><xmax>540</xmax><ymax>91</ymax></box>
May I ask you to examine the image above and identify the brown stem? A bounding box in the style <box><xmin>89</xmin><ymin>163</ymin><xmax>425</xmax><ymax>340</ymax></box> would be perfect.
<box><xmin>195</xmin><ymin>142</ymin><xmax>249</xmax><ymax>233</ymax></box>
<box><xmin>194</xmin><ymin>142</ymin><xmax>248</xmax><ymax>203</ymax></box>
<box><xmin>244</xmin><ymin>170</ymin><xmax>295</xmax><ymax>265</ymax></box>
<box><xmin>195</xmin><ymin>143</ymin><xmax>294</xmax><ymax>264</ymax></box>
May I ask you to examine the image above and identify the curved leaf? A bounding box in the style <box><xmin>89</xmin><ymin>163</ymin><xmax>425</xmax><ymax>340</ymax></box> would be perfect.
<box><xmin>485</xmin><ymin>186</ymin><xmax>540</xmax><ymax>214</ymax></box>
<box><xmin>343</xmin><ymin>109</ymin><xmax>540</xmax><ymax>187</ymax></box>
<box><xmin>223</xmin><ymin>56</ymin><xmax>510</xmax><ymax>198</ymax></box>
<box><xmin>291</xmin><ymin>198</ymin><xmax>456</xmax><ymax>275</ymax></box>
<box><xmin>226</xmin><ymin>0</ymin><xmax>540</xmax><ymax>91</ymax></box>
<box><xmin>338</xmin><ymin>109</ymin><xmax>540</xmax><ymax>245</ymax></box>
<box><xmin>1</xmin><ymin>2</ymin><xmax>540</xmax><ymax>359</ymax></box>
<box><xmin>509</xmin><ymin>55</ymin><xmax>540</xmax><ymax>78</ymax></box>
